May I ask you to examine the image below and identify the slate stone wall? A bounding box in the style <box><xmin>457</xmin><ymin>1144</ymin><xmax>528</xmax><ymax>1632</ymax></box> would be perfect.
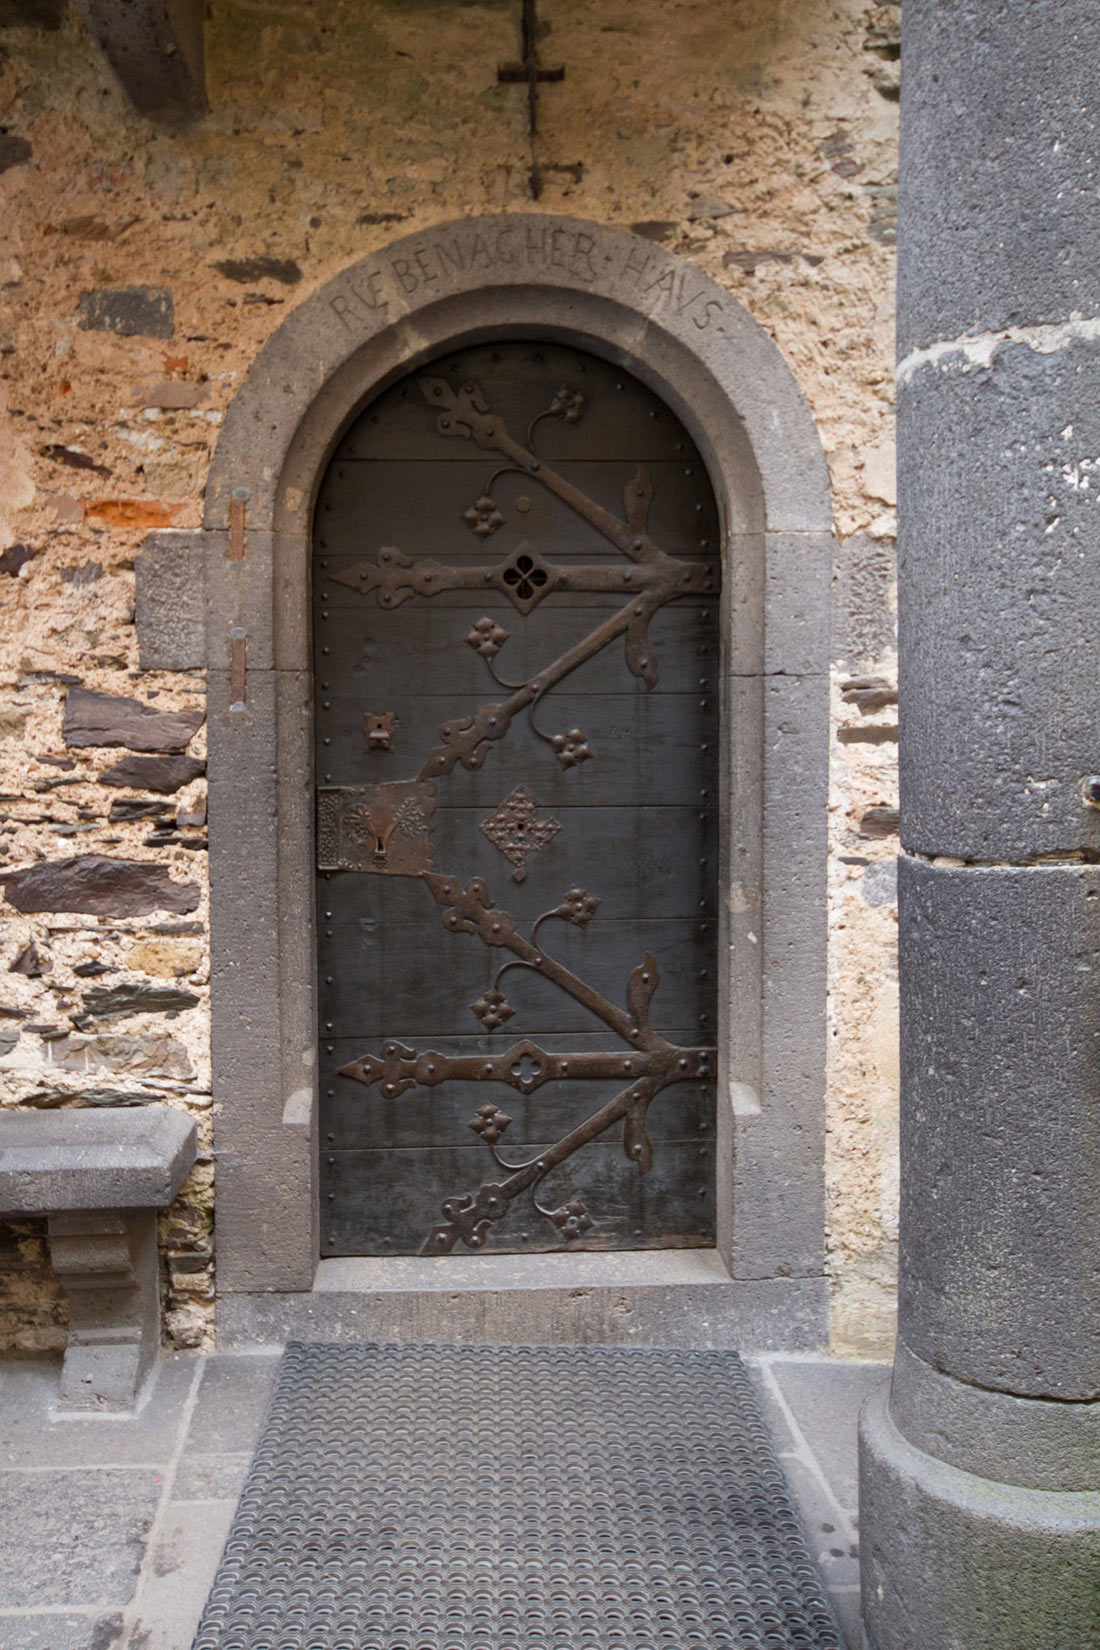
<box><xmin>0</xmin><ymin>0</ymin><xmax>899</xmax><ymax>1352</ymax></box>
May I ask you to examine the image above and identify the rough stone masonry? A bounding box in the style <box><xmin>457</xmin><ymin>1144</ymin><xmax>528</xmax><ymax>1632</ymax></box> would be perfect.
<box><xmin>0</xmin><ymin>0</ymin><xmax>899</xmax><ymax>1353</ymax></box>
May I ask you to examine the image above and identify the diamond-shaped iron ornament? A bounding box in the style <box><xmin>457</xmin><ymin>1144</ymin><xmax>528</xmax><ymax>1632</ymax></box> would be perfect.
<box><xmin>492</xmin><ymin>544</ymin><xmax>558</xmax><ymax>614</ymax></box>
<box><xmin>480</xmin><ymin>787</ymin><xmax>561</xmax><ymax>882</ymax></box>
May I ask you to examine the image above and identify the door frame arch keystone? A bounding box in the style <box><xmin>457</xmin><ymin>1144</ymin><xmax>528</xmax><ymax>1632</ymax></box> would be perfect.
<box><xmin>196</xmin><ymin>214</ymin><xmax>833</xmax><ymax>1345</ymax></box>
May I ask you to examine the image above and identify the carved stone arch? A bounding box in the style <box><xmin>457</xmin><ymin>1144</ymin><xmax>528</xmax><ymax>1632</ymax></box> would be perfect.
<box><xmin>194</xmin><ymin>214</ymin><xmax>832</xmax><ymax>1346</ymax></box>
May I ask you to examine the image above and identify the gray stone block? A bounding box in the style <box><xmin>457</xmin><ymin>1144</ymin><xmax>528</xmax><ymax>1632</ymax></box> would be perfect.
<box><xmin>78</xmin><ymin>982</ymin><xmax>199</xmax><ymax>1019</ymax></box>
<box><xmin>890</xmin><ymin>1338</ymin><xmax>1100</xmax><ymax>1493</ymax></box>
<box><xmin>899</xmin><ymin>0</ymin><xmax>1100</xmax><ymax>355</ymax></box>
<box><xmin>216</xmin><ymin>1271</ymin><xmax>829</xmax><ymax>1352</ymax></box>
<box><xmin>727</xmin><ymin>673</ymin><xmax>829</xmax><ymax>1281</ymax></box>
<box><xmin>0</xmin><ymin>1105</ymin><xmax>197</xmax><ymax>1213</ymax></box>
<box><xmin>830</xmin><ymin>534</ymin><xmax>896</xmax><ymax>670</ymax></box>
<box><xmin>203</xmin><ymin>528</ymin><xmax>275</xmax><ymax>674</ymax></box>
<box><xmin>899</xmin><ymin>337</ymin><xmax>1100</xmax><ymax>858</ymax></box>
<box><xmin>897</xmin><ymin>856</ymin><xmax>1100</xmax><ymax>1399</ymax></box>
<box><xmin>761</xmin><ymin>531</ymin><xmax>833</xmax><ymax>678</ymax></box>
<box><xmin>0</xmin><ymin>1111</ymin><xmax>196</xmax><ymax>1411</ymax></box>
<box><xmin>49</xmin><ymin>1208</ymin><xmax>161</xmax><ymax>1411</ymax></box>
<box><xmin>203</xmin><ymin>215</ymin><xmax>830</xmax><ymax>540</ymax></box>
<box><xmin>207</xmin><ymin>669</ymin><xmax>316</xmax><ymax>1293</ymax></box>
<box><xmin>860</xmin><ymin>1386</ymin><xmax>1100</xmax><ymax>1650</ymax></box>
<box><xmin>214</xmin><ymin>255</ymin><xmax>301</xmax><ymax>285</ymax></box>
<box><xmin>134</xmin><ymin>532</ymin><xmax>207</xmax><ymax>670</ymax></box>
<box><xmin>0</xmin><ymin>130</ymin><xmax>33</xmax><ymax>171</ymax></box>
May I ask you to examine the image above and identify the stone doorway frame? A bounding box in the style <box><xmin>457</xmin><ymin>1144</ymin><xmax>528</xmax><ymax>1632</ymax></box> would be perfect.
<box><xmin>151</xmin><ymin>215</ymin><xmax>832</xmax><ymax>1346</ymax></box>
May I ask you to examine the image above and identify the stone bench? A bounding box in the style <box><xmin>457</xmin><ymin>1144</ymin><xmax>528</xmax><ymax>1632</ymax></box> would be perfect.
<box><xmin>0</xmin><ymin>1106</ymin><xmax>197</xmax><ymax>1412</ymax></box>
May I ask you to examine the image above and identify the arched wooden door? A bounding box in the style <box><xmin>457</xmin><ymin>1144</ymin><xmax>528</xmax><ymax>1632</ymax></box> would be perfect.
<box><xmin>314</xmin><ymin>341</ymin><xmax>719</xmax><ymax>1256</ymax></box>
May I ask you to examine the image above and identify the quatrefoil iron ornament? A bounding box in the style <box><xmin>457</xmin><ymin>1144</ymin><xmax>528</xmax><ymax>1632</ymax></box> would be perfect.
<box><xmin>462</xmin><ymin>493</ymin><xmax>505</xmax><ymax>540</ymax></box>
<box><xmin>549</xmin><ymin>384</ymin><xmax>587</xmax><ymax>423</ymax></box>
<box><xmin>469</xmin><ymin>1102</ymin><xmax>512</xmax><ymax>1144</ymax></box>
<box><xmin>550</xmin><ymin>727</ymin><xmax>592</xmax><ymax>769</ymax></box>
<box><xmin>466</xmin><ymin>616</ymin><xmax>510</xmax><ymax>660</ymax></box>
<box><xmin>470</xmin><ymin>988</ymin><xmax>514</xmax><ymax>1031</ymax></box>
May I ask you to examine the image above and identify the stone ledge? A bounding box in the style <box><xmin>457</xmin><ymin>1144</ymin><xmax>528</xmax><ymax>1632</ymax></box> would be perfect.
<box><xmin>0</xmin><ymin>1106</ymin><xmax>197</xmax><ymax>1214</ymax></box>
<box><xmin>217</xmin><ymin>1263</ymin><xmax>828</xmax><ymax>1353</ymax></box>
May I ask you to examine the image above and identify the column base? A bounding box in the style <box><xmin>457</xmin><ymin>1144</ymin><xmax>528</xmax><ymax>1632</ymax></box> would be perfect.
<box><xmin>859</xmin><ymin>1387</ymin><xmax>1100</xmax><ymax>1650</ymax></box>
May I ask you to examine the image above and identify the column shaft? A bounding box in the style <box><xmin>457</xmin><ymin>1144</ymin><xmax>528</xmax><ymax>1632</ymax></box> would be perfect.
<box><xmin>860</xmin><ymin>2</ymin><xmax>1100</xmax><ymax>1643</ymax></box>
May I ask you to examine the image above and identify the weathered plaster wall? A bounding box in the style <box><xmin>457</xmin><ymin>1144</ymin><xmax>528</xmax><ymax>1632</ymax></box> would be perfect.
<box><xmin>0</xmin><ymin>0</ymin><xmax>899</xmax><ymax>1355</ymax></box>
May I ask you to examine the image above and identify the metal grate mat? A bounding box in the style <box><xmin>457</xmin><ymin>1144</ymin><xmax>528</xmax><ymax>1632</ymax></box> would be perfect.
<box><xmin>192</xmin><ymin>1341</ymin><xmax>844</xmax><ymax>1650</ymax></box>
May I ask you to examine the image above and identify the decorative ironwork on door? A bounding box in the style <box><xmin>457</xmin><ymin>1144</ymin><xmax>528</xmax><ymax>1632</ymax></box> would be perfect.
<box><xmin>315</xmin><ymin>343</ymin><xmax>719</xmax><ymax>1257</ymax></box>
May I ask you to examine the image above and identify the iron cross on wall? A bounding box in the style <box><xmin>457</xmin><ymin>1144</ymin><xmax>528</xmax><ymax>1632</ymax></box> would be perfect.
<box><xmin>496</xmin><ymin>0</ymin><xmax>565</xmax><ymax>199</ymax></box>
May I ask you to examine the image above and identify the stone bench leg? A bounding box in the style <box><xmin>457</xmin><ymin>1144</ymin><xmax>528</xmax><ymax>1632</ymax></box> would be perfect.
<box><xmin>46</xmin><ymin>1208</ymin><xmax>160</xmax><ymax>1412</ymax></box>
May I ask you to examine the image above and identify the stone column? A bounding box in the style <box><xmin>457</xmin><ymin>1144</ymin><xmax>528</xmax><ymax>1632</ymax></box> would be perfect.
<box><xmin>859</xmin><ymin>3</ymin><xmax>1100</xmax><ymax>1645</ymax></box>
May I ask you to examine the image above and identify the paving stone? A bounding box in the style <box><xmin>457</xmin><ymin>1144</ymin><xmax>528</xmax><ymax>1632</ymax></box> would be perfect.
<box><xmin>172</xmin><ymin>1452</ymin><xmax>253</xmax><ymax>1502</ymax></box>
<box><xmin>0</xmin><ymin>1613</ymin><xmax>124</xmax><ymax>1650</ymax></box>
<box><xmin>179</xmin><ymin>1354</ymin><xmax>280</xmax><ymax>1459</ymax></box>
<box><xmin>120</xmin><ymin>1500</ymin><xmax>235</xmax><ymax>1650</ymax></box>
<box><xmin>0</xmin><ymin>1355</ymin><xmax>195</xmax><ymax>1469</ymax></box>
<box><xmin>771</xmin><ymin>1359</ymin><xmax>890</xmax><ymax>1511</ymax></box>
<box><xmin>0</xmin><ymin>1469</ymin><xmax>161</xmax><ymax>1608</ymax></box>
<box><xmin>825</xmin><ymin>1585</ymin><xmax>862</xmax><ymax>1650</ymax></box>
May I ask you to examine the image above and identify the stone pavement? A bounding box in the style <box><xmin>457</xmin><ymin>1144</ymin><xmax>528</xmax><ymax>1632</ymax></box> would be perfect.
<box><xmin>0</xmin><ymin>1348</ymin><xmax>887</xmax><ymax>1650</ymax></box>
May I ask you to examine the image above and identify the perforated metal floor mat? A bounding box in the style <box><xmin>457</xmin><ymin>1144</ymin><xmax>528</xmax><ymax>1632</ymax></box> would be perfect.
<box><xmin>192</xmin><ymin>1342</ymin><xmax>843</xmax><ymax>1650</ymax></box>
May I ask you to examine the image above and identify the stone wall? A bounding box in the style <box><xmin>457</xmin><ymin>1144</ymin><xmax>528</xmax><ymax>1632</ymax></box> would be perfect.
<box><xmin>0</xmin><ymin>0</ymin><xmax>899</xmax><ymax>1354</ymax></box>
